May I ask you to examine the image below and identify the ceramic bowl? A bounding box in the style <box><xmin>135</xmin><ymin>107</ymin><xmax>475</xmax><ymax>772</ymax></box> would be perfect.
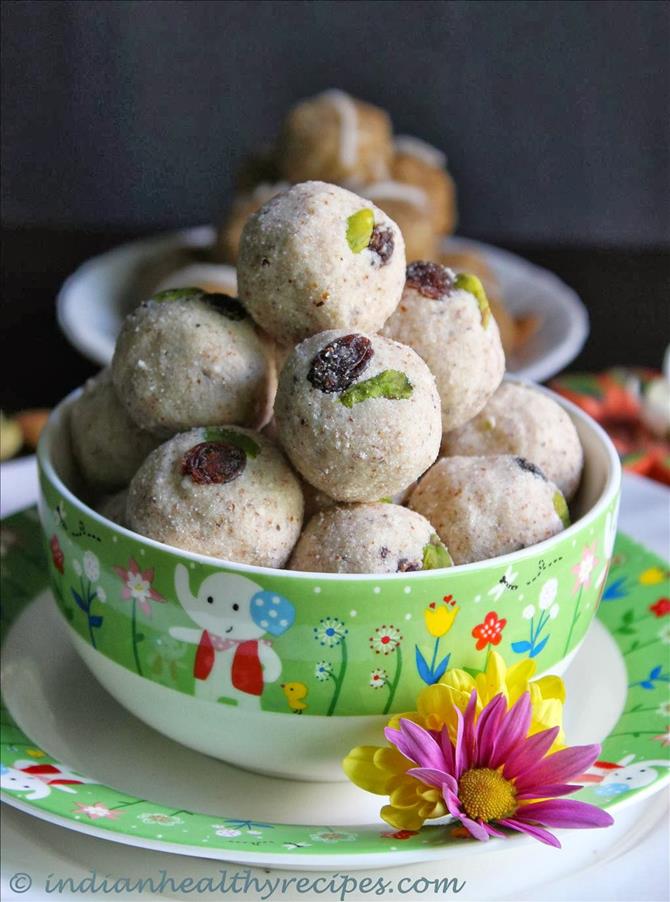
<box><xmin>37</xmin><ymin>384</ymin><xmax>620</xmax><ymax>781</ymax></box>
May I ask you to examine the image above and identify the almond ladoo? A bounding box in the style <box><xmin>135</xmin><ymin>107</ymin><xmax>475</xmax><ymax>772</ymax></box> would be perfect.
<box><xmin>95</xmin><ymin>489</ymin><xmax>129</xmax><ymax>528</ymax></box>
<box><xmin>274</xmin><ymin>329</ymin><xmax>441</xmax><ymax>502</ymax></box>
<box><xmin>409</xmin><ymin>455</ymin><xmax>569</xmax><ymax>565</ymax></box>
<box><xmin>111</xmin><ymin>288</ymin><xmax>274</xmax><ymax>436</ymax></box>
<box><xmin>289</xmin><ymin>503</ymin><xmax>451</xmax><ymax>574</ymax></box>
<box><xmin>391</xmin><ymin>134</ymin><xmax>457</xmax><ymax>235</ymax></box>
<box><xmin>381</xmin><ymin>262</ymin><xmax>505</xmax><ymax>432</ymax></box>
<box><xmin>73</xmin><ymin>179</ymin><xmax>583</xmax><ymax>577</ymax></box>
<box><xmin>278</xmin><ymin>90</ymin><xmax>393</xmax><ymax>185</ymax></box>
<box><xmin>237</xmin><ymin>181</ymin><xmax>406</xmax><ymax>346</ymax></box>
<box><xmin>127</xmin><ymin>427</ymin><xmax>303</xmax><ymax>567</ymax></box>
<box><xmin>70</xmin><ymin>369</ymin><xmax>161</xmax><ymax>492</ymax></box>
<box><xmin>442</xmin><ymin>381</ymin><xmax>584</xmax><ymax>500</ymax></box>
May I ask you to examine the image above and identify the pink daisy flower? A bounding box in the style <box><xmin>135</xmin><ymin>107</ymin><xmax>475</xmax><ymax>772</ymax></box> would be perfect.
<box><xmin>73</xmin><ymin>802</ymin><xmax>120</xmax><ymax>821</ymax></box>
<box><xmin>384</xmin><ymin>690</ymin><xmax>613</xmax><ymax>847</ymax></box>
<box><xmin>113</xmin><ymin>559</ymin><xmax>165</xmax><ymax>617</ymax></box>
<box><xmin>571</xmin><ymin>543</ymin><xmax>599</xmax><ymax>593</ymax></box>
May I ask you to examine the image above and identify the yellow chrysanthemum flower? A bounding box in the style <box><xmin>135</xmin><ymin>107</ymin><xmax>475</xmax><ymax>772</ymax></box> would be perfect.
<box><xmin>342</xmin><ymin>651</ymin><xmax>565</xmax><ymax>832</ymax></box>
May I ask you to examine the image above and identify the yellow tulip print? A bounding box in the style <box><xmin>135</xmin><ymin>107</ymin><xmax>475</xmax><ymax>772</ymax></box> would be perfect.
<box><xmin>417</xmin><ymin>595</ymin><xmax>459</xmax><ymax>684</ymax></box>
<box><xmin>424</xmin><ymin>599</ymin><xmax>460</xmax><ymax>637</ymax></box>
<box><xmin>640</xmin><ymin>567</ymin><xmax>668</xmax><ymax>586</ymax></box>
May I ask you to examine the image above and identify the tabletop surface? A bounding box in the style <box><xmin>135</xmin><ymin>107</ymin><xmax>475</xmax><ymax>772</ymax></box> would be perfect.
<box><xmin>2</xmin><ymin>227</ymin><xmax>669</xmax><ymax>411</ymax></box>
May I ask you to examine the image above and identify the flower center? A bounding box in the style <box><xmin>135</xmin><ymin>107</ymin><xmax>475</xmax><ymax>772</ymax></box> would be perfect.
<box><xmin>458</xmin><ymin>768</ymin><xmax>517</xmax><ymax>822</ymax></box>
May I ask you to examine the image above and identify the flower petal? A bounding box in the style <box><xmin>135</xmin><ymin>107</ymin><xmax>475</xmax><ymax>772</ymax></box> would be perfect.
<box><xmin>443</xmin><ymin>787</ymin><xmax>464</xmax><ymax>820</ymax></box>
<box><xmin>474</xmin><ymin>693</ymin><xmax>506</xmax><ymax>766</ymax></box>
<box><xmin>438</xmin><ymin>725</ymin><xmax>455</xmax><ymax>773</ymax></box>
<box><xmin>489</xmin><ymin>691</ymin><xmax>532</xmax><ymax>769</ymax></box>
<box><xmin>342</xmin><ymin>746</ymin><xmax>390</xmax><ymax>794</ymax></box>
<box><xmin>389</xmin><ymin>781</ymin><xmax>422</xmax><ymax>809</ymax></box>
<box><xmin>387</xmin><ymin>710</ymin><xmax>424</xmax><ymax>730</ymax></box>
<box><xmin>514</xmin><ymin>744</ymin><xmax>601</xmax><ymax>793</ymax></box>
<box><xmin>533</xmin><ymin>674</ymin><xmax>566</xmax><ymax>703</ymax></box>
<box><xmin>505</xmin><ymin>658</ymin><xmax>536</xmax><ymax>702</ymax></box>
<box><xmin>502</xmin><ymin>725</ymin><xmax>560</xmax><ymax>780</ymax></box>
<box><xmin>498</xmin><ymin>818</ymin><xmax>561</xmax><ymax>847</ymax></box>
<box><xmin>418</xmin><ymin>799</ymin><xmax>447</xmax><ymax>819</ymax></box>
<box><xmin>408</xmin><ymin>767</ymin><xmax>457</xmax><ymax>794</ymax></box>
<box><xmin>461</xmin><ymin>690</ymin><xmax>478</xmax><ymax>764</ymax></box>
<box><xmin>529</xmin><ymin>688</ymin><xmax>565</xmax><ymax>744</ymax></box>
<box><xmin>516</xmin><ymin>783</ymin><xmax>583</xmax><ymax>800</ymax></box>
<box><xmin>476</xmin><ymin>651</ymin><xmax>507</xmax><ymax>703</ymax></box>
<box><xmin>516</xmin><ymin>799</ymin><xmax>614</xmax><ymax>829</ymax></box>
<box><xmin>453</xmin><ymin>706</ymin><xmax>466</xmax><ymax>778</ymax></box>
<box><xmin>374</xmin><ymin>745</ymin><xmax>413</xmax><ymax>774</ymax></box>
<box><xmin>418</xmin><ymin>684</ymin><xmax>452</xmax><ymax>723</ymax></box>
<box><xmin>380</xmin><ymin>803</ymin><xmax>425</xmax><ymax>832</ymax></box>
<box><xmin>482</xmin><ymin>821</ymin><xmax>506</xmax><ymax>837</ymax></box>
<box><xmin>438</xmin><ymin>668</ymin><xmax>476</xmax><ymax>695</ymax></box>
<box><xmin>384</xmin><ymin>719</ymin><xmax>444</xmax><ymax>770</ymax></box>
<box><xmin>459</xmin><ymin>815</ymin><xmax>490</xmax><ymax>842</ymax></box>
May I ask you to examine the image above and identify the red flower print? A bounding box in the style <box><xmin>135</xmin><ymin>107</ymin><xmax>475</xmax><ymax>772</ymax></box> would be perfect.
<box><xmin>472</xmin><ymin>611</ymin><xmax>507</xmax><ymax>650</ymax></box>
<box><xmin>50</xmin><ymin>535</ymin><xmax>64</xmax><ymax>574</ymax></box>
<box><xmin>650</xmin><ymin>598</ymin><xmax>670</xmax><ymax>618</ymax></box>
<box><xmin>380</xmin><ymin>829</ymin><xmax>418</xmax><ymax>840</ymax></box>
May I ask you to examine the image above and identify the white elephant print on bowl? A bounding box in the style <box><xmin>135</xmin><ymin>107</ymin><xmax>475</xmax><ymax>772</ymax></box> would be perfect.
<box><xmin>171</xmin><ymin>565</ymin><xmax>296</xmax><ymax>709</ymax></box>
<box><xmin>1</xmin><ymin>760</ymin><xmax>97</xmax><ymax>800</ymax></box>
<box><xmin>581</xmin><ymin>753</ymin><xmax>670</xmax><ymax>797</ymax></box>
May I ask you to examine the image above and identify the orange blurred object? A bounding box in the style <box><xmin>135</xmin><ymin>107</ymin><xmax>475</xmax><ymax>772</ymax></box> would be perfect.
<box><xmin>16</xmin><ymin>408</ymin><xmax>50</xmax><ymax>450</ymax></box>
<box><xmin>551</xmin><ymin>368</ymin><xmax>669</xmax><ymax>486</ymax></box>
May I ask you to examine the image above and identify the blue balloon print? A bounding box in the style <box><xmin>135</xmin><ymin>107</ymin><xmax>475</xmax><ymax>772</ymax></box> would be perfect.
<box><xmin>249</xmin><ymin>591</ymin><xmax>295</xmax><ymax>636</ymax></box>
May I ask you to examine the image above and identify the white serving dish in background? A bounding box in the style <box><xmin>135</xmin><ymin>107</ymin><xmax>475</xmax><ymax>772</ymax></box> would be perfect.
<box><xmin>57</xmin><ymin>227</ymin><xmax>588</xmax><ymax>381</ymax></box>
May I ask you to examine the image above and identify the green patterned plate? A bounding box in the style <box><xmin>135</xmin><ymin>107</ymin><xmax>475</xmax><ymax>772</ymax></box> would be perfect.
<box><xmin>1</xmin><ymin>509</ymin><xmax>668</xmax><ymax>869</ymax></box>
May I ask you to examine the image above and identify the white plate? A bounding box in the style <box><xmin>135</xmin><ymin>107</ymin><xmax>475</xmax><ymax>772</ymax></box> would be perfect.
<box><xmin>3</xmin><ymin>795</ymin><xmax>666</xmax><ymax>901</ymax></box>
<box><xmin>2</xmin><ymin>587</ymin><xmax>664</xmax><ymax>871</ymax></box>
<box><xmin>57</xmin><ymin>227</ymin><xmax>223</xmax><ymax>367</ymax></box>
<box><xmin>1</xmin><ymin>461</ymin><xmax>668</xmax><ymax>897</ymax></box>
<box><xmin>57</xmin><ymin>229</ymin><xmax>588</xmax><ymax>381</ymax></box>
<box><xmin>443</xmin><ymin>237</ymin><xmax>589</xmax><ymax>380</ymax></box>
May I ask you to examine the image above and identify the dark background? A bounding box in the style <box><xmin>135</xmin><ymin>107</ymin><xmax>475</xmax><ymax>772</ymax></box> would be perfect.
<box><xmin>2</xmin><ymin>0</ymin><xmax>670</xmax><ymax>244</ymax></box>
<box><xmin>1</xmin><ymin>0</ymin><xmax>669</xmax><ymax>410</ymax></box>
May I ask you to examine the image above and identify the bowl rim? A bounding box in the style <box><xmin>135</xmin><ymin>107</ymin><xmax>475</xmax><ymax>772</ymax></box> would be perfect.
<box><xmin>38</xmin><ymin>379</ymin><xmax>622</xmax><ymax>582</ymax></box>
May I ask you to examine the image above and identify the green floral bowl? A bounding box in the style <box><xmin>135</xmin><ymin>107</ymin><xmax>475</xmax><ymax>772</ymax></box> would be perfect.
<box><xmin>37</xmin><ymin>384</ymin><xmax>621</xmax><ymax>780</ymax></box>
